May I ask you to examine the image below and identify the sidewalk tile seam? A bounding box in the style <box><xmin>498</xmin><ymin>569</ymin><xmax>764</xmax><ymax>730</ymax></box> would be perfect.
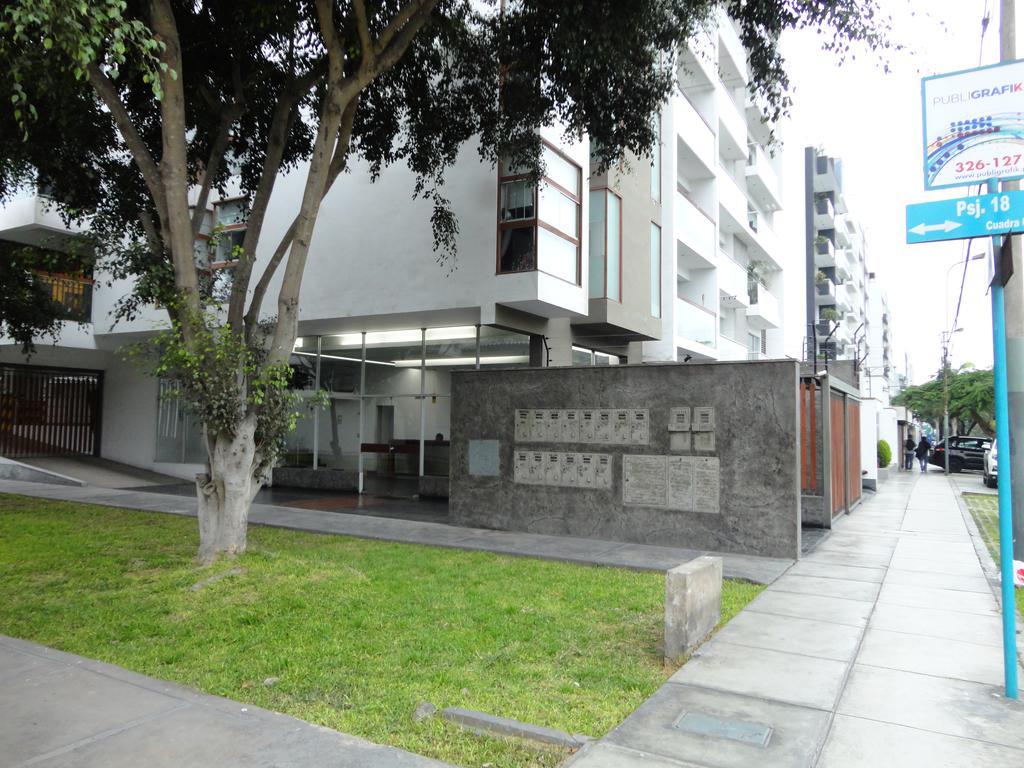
<box><xmin>659</xmin><ymin>679</ymin><xmax>834</xmax><ymax>713</ymax></box>
<box><xmin>822</xmin><ymin>711</ymin><xmax>1024</xmax><ymax>755</ymax></box>
<box><xmin>767</xmin><ymin>587</ymin><xmax>876</xmax><ymax>604</ymax></box>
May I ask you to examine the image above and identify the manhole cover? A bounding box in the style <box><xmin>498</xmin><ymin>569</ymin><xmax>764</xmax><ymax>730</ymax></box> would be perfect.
<box><xmin>672</xmin><ymin>711</ymin><xmax>773</xmax><ymax>747</ymax></box>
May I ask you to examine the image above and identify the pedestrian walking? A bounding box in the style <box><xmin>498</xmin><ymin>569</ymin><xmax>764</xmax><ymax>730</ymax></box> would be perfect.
<box><xmin>903</xmin><ymin>435</ymin><xmax>916</xmax><ymax>470</ymax></box>
<box><xmin>915</xmin><ymin>436</ymin><xmax>931</xmax><ymax>472</ymax></box>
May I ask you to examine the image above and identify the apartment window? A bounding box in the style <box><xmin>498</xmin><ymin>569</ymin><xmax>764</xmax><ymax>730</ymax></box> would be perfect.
<box><xmin>650</xmin><ymin>113</ymin><xmax>661</xmax><ymax>202</ymax></box>
<box><xmin>498</xmin><ymin>143</ymin><xmax>581</xmax><ymax>284</ymax></box>
<box><xmin>650</xmin><ymin>222</ymin><xmax>661</xmax><ymax>318</ymax></box>
<box><xmin>500</xmin><ymin>180</ymin><xmax>535</xmax><ymax>221</ymax></box>
<box><xmin>205</xmin><ymin>198</ymin><xmax>248</xmax><ymax>303</ymax></box>
<box><xmin>588</xmin><ymin>189</ymin><xmax>621</xmax><ymax>301</ymax></box>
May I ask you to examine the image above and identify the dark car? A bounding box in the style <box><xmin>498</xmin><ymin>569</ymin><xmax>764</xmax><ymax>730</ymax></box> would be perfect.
<box><xmin>929</xmin><ymin>436</ymin><xmax>992</xmax><ymax>473</ymax></box>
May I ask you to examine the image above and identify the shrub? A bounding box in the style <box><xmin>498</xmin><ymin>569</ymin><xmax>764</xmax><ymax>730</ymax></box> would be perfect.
<box><xmin>877</xmin><ymin>439</ymin><xmax>892</xmax><ymax>468</ymax></box>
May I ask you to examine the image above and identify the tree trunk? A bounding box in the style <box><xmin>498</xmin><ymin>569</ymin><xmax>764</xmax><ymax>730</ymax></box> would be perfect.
<box><xmin>194</xmin><ymin>414</ymin><xmax>262</xmax><ymax>565</ymax></box>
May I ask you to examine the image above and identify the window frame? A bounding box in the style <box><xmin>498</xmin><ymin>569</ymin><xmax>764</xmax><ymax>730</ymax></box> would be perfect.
<box><xmin>495</xmin><ymin>138</ymin><xmax>582</xmax><ymax>286</ymax></box>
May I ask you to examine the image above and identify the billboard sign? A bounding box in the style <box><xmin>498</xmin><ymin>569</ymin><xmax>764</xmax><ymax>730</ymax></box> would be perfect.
<box><xmin>922</xmin><ymin>59</ymin><xmax>1024</xmax><ymax>190</ymax></box>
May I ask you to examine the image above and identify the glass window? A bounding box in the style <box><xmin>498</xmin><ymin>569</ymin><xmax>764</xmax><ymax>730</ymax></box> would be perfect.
<box><xmin>215</xmin><ymin>199</ymin><xmax>247</xmax><ymax>227</ymax></box>
<box><xmin>214</xmin><ymin>229</ymin><xmax>245</xmax><ymax>264</ymax></box>
<box><xmin>499</xmin><ymin>227</ymin><xmax>535</xmax><ymax>273</ymax></box>
<box><xmin>587</xmin><ymin>190</ymin><xmax>620</xmax><ymax>300</ymax></box>
<box><xmin>650</xmin><ymin>113</ymin><xmax>661</xmax><ymax>202</ymax></box>
<box><xmin>500</xmin><ymin>180</ymin><xmax>535</xmax><ymax>221</ymax></box>
<box><xmin>588</xmin><ymin>190</ymin><xmax>605</xmax><ymax>298</ymax></box>
<box><xmin>542</xmin><ymin>145</ymin><xmax>580</xmax><ymax>196</ymax></box>
<box><xmin>650</xmin><ymin>222</ymin><xmax>661</xmax><ymax>317</ymax></box>
<box><xmin>537</xmin><ymin>227</ymin><xmax>578</xmax><ymax>283</ymax></box>
<box><xmin>606</xmin><ymin>193</ymin><xmax>621</xmax><ymax>301</ymax></box>
<box><xmin>538</xmin><ymin>183</ymin><xmax>578</xmax><ymax>238</ymax></box>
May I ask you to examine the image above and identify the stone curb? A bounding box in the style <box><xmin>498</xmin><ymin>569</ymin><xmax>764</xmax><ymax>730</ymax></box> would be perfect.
<box><xmin>440</xmin><ymin>707</ymin><xmax>591</xmax><ymax>749</ymax></box>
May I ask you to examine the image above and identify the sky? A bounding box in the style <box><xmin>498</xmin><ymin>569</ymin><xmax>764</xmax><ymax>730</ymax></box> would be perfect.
<box><xmin>774</xmin><ymin>0</ymin><xmax>1016</xmax><ymax>384</ymax></box>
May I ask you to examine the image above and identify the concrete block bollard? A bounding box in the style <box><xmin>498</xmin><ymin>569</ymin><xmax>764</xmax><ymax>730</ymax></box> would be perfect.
<box><xmin>664</xmin><ymin>555</ymin><xmax>723</xmax><ymax>661</ymax></box>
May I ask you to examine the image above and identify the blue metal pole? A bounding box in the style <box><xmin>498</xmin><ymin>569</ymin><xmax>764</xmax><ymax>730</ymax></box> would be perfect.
<box><xmin>989</xmin><ymin>178</ymin><xmax>1019</xmax><ymax>700</ymax></box>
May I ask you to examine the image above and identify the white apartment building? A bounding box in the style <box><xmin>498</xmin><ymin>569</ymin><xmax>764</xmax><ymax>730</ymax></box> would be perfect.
<box><xmin>645</xmin><ymin>12</ymin><xmax>786</xmax><ymax>364</ymax></box>
<box><xmin>805</xmin><ymin>149</ymin><xmax>870</xmax><ymax>364</ymax></box>
<box><xmin>0</xmin><ymin>11</ymin><xmax>791</xmax><ymax>487</ymax></box>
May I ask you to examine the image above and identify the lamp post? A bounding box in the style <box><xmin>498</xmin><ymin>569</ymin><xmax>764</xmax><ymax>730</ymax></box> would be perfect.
<box><xmin>939</xmin><ymin>253</ymin><xmax>984</xmax><ymax>475</ymax></box>
<box><xmin>940</xmin><ymin>328</ymin><xmax>963</xmax><ymax>474</ymax></box>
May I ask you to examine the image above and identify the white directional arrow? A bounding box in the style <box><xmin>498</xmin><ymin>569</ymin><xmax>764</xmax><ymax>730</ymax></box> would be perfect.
<box><xmin>908</xmin><ymin>220</ymin><xmax>963</xmax><ymax>236</ymax></box>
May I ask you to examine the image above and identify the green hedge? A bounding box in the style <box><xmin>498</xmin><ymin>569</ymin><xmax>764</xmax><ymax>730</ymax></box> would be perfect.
<box><xmin>877</xmin><ymin>439</ymin><xmax>892</xmax><ymax>468</ymax></box>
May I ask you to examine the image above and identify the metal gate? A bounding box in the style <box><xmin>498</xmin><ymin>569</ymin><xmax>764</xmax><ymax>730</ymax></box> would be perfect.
<box><xmin>0</xmin><ymin>364</ymin><xmax>103</xmax><ymax>457</ymax></box>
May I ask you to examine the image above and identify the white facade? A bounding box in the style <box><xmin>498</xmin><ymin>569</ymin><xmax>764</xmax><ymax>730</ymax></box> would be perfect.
<box><xmin>807</xmin><ymin>151</ymin><xmax>869</xmax><ymax>364</ymax></box>
<box><xmin>2</xmin><ymin>15</ymin><xmax>796</xmax><ymax>480</ymax></box>
<box><xmin>646</xmin><ymin>11</ymin><xmax>786</xmax><ymax>364</ymax></box>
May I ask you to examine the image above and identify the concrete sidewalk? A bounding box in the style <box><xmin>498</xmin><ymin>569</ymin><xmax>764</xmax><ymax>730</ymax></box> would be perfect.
<box><xmin>0</xmin><ymin>635</ymin><xmax>451</xmax><ymax>768</ymax></box>
<box><xmin>571</xmin><ymin>470</ymin><xmax>1024</xmax><ymax>767</ymax></box>
<box><xmin>0</xmin><ymin>478</ymin><xmax>792</xmax><ymax>583</ymax></box>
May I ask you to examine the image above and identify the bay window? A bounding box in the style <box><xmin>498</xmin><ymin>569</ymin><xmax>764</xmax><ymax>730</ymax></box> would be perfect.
<box><xmin>497</xmin><ymin>143</ymin><xmax>581</xmax><ymax>284</ymax></box>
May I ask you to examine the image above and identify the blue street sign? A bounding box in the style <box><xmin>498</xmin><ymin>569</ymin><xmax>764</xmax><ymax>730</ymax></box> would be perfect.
<box><xmin>906</xmin><ymin>190</ymin><xmax>1024</xmax><ymax>243</ymax></box>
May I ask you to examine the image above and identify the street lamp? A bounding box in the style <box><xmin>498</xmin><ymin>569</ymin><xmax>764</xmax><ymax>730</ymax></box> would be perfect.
<box><xmin>940</xmin><ymin>327</ymin><xmax>964</xmax><ymax>475</ymax></box>
<box><xmin>944</xmin><ymin>253</ymin><xmax>986</xmax><ymax>334</ymax></box>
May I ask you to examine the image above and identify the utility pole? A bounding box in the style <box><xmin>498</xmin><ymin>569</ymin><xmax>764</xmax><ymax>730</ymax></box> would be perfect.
<box><xmin>993</xmin><ymin>0</ymin><xmax>1020</xmax><ymax>699</ymax></box>
<box><xmin>942</xmin><ymin>336</ymin><xmax>950</xmax><ymax>475</ymax></box>
<box><xmin>1001</xmin><ymin>0</ymin><xmax>1024</xmax><ymax>562</ymax></box>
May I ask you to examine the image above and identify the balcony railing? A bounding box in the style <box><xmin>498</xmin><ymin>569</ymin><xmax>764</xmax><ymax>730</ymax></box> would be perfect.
<box><xmin>814</xmin><ymin>238</ymin><xmax>836</xmax><ymax>268</ymax></box>
<box><xmin>747</xmin><ymin>284</ymin><xmax>780</xmax><ymax>329</ymax></box>
<box><xmin>675</xmin><ymin>189</ymin><xmax>716</xmax><ymax>261</ymax></box>
<box><xmin>675</xmin><ymin>297</ymin><xmax>717</xmax><ymax>347</ymax></box>
<box><xmin>34</xmin><ymin>273</ymin><xmax>93</xmax><ymax>322</ymax></box>
<box><xmin>746</xmin><ymin>144</ymin><xmax>781</xmax><ymax>210</ymax></box>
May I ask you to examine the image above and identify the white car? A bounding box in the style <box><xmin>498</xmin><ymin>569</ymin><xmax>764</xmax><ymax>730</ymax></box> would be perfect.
<box><xmin>984</xmin><ymin>439</ymin><xmax>998</xmax><ymax>488</ymax></box>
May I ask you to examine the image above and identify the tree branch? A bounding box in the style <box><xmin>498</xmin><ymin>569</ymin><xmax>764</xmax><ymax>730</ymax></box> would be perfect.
<box><xmin>374</xmin><ymin>0</ymin><xmax>436</xmax><ymax>55</ymax></box>
<box><xmin>149</xmin><ymin>0</ymin><xmax>203</xmax><ymax>326</ymax></box>
<box><xmin>370</xmin><ymin>0</ymin><xmax>440</xmax><ymax>77</ymax></box>
<box><xmin>85</xmin><ymin>64</ymin><xmax>167</xmax><ymax>224</ymax></box>
<box><xmin>243</xmin><ymin>96</ymin><xmax>358</xmax><ymax>337</ymax></box>
<box><xmin>352</xmin><ymin>0</ymin><xmax>374</xmax><ymax>63</ymax></box>
<box><xmin>192</xmin><ymin>61</ymin><xmax>245</xmax><ymax>241</ymax></box>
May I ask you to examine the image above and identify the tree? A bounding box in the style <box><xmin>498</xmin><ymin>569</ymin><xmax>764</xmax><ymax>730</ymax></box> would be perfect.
<box><xmin>893</xmin><ymin>365</ymin><xmax>995</xmax><ymax>438</ymax></box>
<box><xmin>0</xmin><ymin>0</ymin><xmax>897</xmax><ymax>563</ymax></box>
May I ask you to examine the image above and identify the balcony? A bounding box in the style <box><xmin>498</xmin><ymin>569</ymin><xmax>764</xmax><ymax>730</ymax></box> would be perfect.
<box><xmin>0</xmin><ymin>192</ymin><xmax>85</xmax><ymax>250</ymax></box>
<box><xmin>813</xmin><ymin>197</ymin><xmax>835</xmax><ymax>230</ymax></box>
<box><xmin>717</xmin><ymin>83</ymin><xmax>748</xmax><ymax>161</ymax></box>
<box><xmin>719</xmin><ymin>334</ymin><xmax>749</xmax><ymax>361</ymax></box>
<box><xmin>675</xmin><ymin>190</ymin><xmax>716</xmax><ymax>266</ymax></box>
<box><xmin>813</xmin><ymin>155</ymin><xmax>840</xmax><ymax>193</ymax></box>
<box><xmin>834</xmin><ymin>216</ymin><xmax>850</xmax><ymax>247</ymax></box>
<box><xmin>815</xmin><ymin>278</ymin><xmax>837</xmax><ymax>305</ymax></box>
<box><xmin>718</xmin><ymin>254</ymin><xmax>750</xmax><ymax>308</ymax></box>
<box><xmin>34</xmin><ymin>273</ymin><xmax>93</xmax><ymax>323</ymax></box>
<box><xmin>675</xmin><ymin>297</ymin><xmax>717</xmax><ymax>348</ymax></box>
<box><xmin>717</xmin><ymin>168</ymin><xmax>748</xmax><ymax>232</ymax></box>
<box><xmin>746</xmin><ymin>97</ymin><xmax>772</xmax><ymax>146</ymax></box>
<box><xmin>717</xmin><ymin>11</ymin><xmax>748</xmax><ymax>85</ymax></box>
<box><xmin>745</xmin><ymin>144</ymin><xmax>781</xmax><ymax>211</ymax></box>
<box><xmin>814</xmin><ymin>238</ymin><xmax>836</xmax><ymax>268</ymax></box>
<box><xmin>675</xmin><ymin>96</ymin><xmax>715</xmax><ymax>179</ymax></box>
<box><xmin>678</xmin><ymin>34</ymin><xmax>717</xmax><ymax>89</ymax></box>
<box><xmin>746</xmin><ymin>284</ymin><xmax>780</xmax><ymax>330</ymax></box>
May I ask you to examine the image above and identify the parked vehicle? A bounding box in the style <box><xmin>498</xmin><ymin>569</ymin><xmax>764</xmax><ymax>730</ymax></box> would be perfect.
<box><xmin>928</xmin><ymin>436</ymin><xmax>992</xmax><ymax>473</ymax></box>
<box><xmin>984</xmin><ymin>439</ymin><xmax>998</xmax><ymax>488</ymax></box>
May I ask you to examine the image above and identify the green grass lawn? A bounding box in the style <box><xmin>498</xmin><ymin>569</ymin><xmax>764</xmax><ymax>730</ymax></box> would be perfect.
<box><xmin>0</xmin><ymin>494</ymin><xmax>761</xmax><ymax>768</ymax></box>
<box><xmin>963</xmin><ymin>493</ymin><xmax>1024</xmax><ymax>617</ymax></box>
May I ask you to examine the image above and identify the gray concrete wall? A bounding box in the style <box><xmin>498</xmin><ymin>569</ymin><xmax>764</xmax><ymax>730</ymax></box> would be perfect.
<box><xmin>450</xmin><ymin>360</ymin><xmax>801</xmax><ymax>559</ymax></box>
